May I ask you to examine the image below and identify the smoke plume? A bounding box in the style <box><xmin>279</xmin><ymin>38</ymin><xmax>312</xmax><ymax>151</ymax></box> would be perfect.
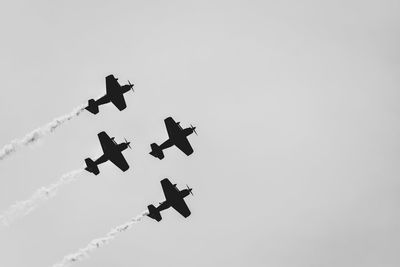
<box><xmin>0</xmin><ymin>169</ymin><xmax>84</xmax><ymax>226</ymax></box>
<box><xmin>52</xmin><ymin>210</ymin><xmax>149</xmax><ymax>267</ymax></box>
<box><xmin>0</xmin><ymin>105</ymin><xmax>86</xmax><ymax>160</ymax></box>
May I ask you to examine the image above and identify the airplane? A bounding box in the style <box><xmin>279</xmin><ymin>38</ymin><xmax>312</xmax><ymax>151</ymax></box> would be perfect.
<box><xmin>84</xmin><ymin>131</ymin><xmax>132</xmax><ymax>175</ymax></box>
<box><xmin>147</xmin><ymin>178</ymin><xmax>193</xmax><ymax>222</ymax></box>
<box><xmin>85</xmin><ymin>74</ymin><xmax>134</xmax><ymax>114</ymax></box>
<box><xmin>149</xmin><ymin>117</ymin><xmax>197</xmax><ymax>160</ymax></box>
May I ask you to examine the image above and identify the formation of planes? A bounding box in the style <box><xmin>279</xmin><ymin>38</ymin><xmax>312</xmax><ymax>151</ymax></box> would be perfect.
<box><xmin>85</xmin><ymin>75</ymin><xmax>197</xmax><ymax>221</ymax></box>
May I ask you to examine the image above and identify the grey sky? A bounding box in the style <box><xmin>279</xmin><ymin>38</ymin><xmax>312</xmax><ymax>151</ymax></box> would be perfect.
<box><xmin>0</xmin><ymin>0</ymin><xmax>399</xmax><ymax>266</ymax></box>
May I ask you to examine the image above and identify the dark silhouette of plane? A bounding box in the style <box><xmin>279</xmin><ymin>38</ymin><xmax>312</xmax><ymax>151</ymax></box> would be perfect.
<box><xmin>85</xmin><ymin>131</ymin><xmax>132</xmax><ymax>175</ymax></box>
<box><xmin>86</xmin><ymin>74</ymin><xmax>134</xmax><ymax>114</ymax></box>
<box><xmin>147</xmin><ymin>178</ymin><xmax>193</xmax><ymax>222</ymax></box>
<box><xmin>150</xmin><ymin>117</ymin><xmax>197</xmax><ymax>160</ymax></box>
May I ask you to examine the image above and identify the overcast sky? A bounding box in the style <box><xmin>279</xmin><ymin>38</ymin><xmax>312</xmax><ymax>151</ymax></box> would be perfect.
<box><xmin>0</xmin><ymin>0</ymin><xmax>399</xmax><ymax>266</ymax></box>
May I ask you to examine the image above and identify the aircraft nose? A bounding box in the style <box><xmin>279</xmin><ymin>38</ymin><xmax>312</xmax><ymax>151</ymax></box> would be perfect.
<box><xmin>128</xmin><ymin>80</ymin><xmax>134</xmax><ymax>91</ymax></box>
<box><xmin>124</xmin><ymin>138</ymin><xmax>132</xmax><ymax>149</ymax></box>
<box><xmin>186</xmin><ymin>185</ymin><xmax>194</xmax><ymax>196</ymax></box>
<box><xmin>190</xmin><ymin>124</ymin><xmax>197</xmax><ymax>135</ymax></box>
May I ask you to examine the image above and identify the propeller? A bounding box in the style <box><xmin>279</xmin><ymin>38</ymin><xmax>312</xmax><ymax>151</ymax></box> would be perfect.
<box><xmin>186</xmin><ymin>184</ymin><xmax>193</xmax><ymax>196</ymax></box>
<box><xmin>190</xmin><ymin>124</ymin><xmax>197</xmax><ymax>135</ymax></box>
<box><xmin>124</xmin><ymin>138</ymin><xmax>132</xmax><ymax>149</ymax></box>
<box><xmin>128</xmin><ymin>80</ymin><xmax>134</xmax><ymax>92</ymax></box>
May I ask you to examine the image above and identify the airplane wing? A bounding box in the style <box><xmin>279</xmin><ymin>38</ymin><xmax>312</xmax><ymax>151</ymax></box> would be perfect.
<box><xmin>106</xmin><ymin>75</ymin><xmax>120</xmax><ymax>95</ymax></box>
<box><xmin>98</xmin><ymin>131</ymin><xmax>129</xmax><ymax>171</ymax></box>
<box><xmin>108</xmin><ymin>152</ymin><xmax>129</xmax><ymax>172</ymax></box>
<box><xmin>174</xmin><ymin>137</ymin><xmax>194</xmax><ymax>156</ymax></box>
<box><xmin>106</xmin><ymin>75</ymin><xmax>127</xmax><ymax>111</ymax></box>
<box><xmin>98</xmin><ymin>131</ymin><xmax>115</xmax><ymax>154</ymax></box>
<box><xmin>161</xmin><ymin>178</ymin><xmax>191</xmax><ymax>218</ymax></box>
<box><xmin>164</xmin><ymin>117</ymin><xmax>181</xmax><ymax>138</ymax></box>
<box><xmin>110</xmin><ymin>94</ymin><xmax>127</xmax><ymax>111</ymax></box>
<box><xmin>170</xmin><ymin>197</ymin><xmax>191</xmax><ymax>218</ymax></box>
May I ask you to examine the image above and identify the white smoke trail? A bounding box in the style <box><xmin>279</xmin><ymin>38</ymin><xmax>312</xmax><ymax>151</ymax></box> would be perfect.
<box><xmin>52</xmin><ymin>210</ymin><xmax>149</xmax><ymax>267</ymax></box>
<box><xmin>0</xmin><ymin>104</ymin><xmax>86</xmax><ymax>160</ymax></box>
<box><xmin>0</xmin><ymin>169</ymin><xmax>84</xmax><ymax>226</ymax></box>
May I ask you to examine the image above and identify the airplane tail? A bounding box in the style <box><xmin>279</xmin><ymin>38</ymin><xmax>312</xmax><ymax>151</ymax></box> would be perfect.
<box><xmin>84</xmin><ymin>158</ymin><xmax>100</xmax><ymax>175</ymax></box>
<box><xmin>147</xmin><ymin>205</ymin><xmax>162</xmax><ymax>222</ymax></box>
<box><xmin>85</xmin><ymin>99</ymin><xmax>99</xmax><ymax>114</ymax></box>
<box><xmin>149</xmin><ymin>143</ymin><xmax>164</xmax><ymax>160</ymax></box>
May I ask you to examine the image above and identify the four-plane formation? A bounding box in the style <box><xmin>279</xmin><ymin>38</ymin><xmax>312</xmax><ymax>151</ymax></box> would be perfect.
<box><xmin>0</xmin><ymin>74</ymin><xmax>197</xmax><ymax>265</ymax></box>
<box><xmin>83</xmin><ymin>75</ymin><xmax>197</xmax><ymax>221</ymax></box>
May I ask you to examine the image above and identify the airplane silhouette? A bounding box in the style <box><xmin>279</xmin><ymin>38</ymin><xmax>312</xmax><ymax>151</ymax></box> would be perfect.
<box><xmin>147</xmin><ymin>178</ymin><xmax>193</xmax><ymax>222</ymax></box>
<box><xmin>85</xmin><ymin>131</ymin><xmax>132</xmax><ymax>175</ymax></box>
<box><xmin>86</xmin><ymin>74</ymin><xmax>134</xmax><ymax>114</ymax></box>
<box><xmin>150</xmin><ymin>117</ymin><xmax>197</xmax><ymax>160</ymax></box>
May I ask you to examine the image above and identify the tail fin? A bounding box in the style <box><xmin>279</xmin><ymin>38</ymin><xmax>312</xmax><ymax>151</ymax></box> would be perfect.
<box><xmin>85</xmin><ymin>99</ymin><xmax>99</xmax><ymax>114</ymax></box>
<box><xmin>84</xmin><ymin>158</ymin><xmax>100</xmax><ymax>175</ymax></box>
<box><xmin>147</xmin><ymin>205</ymin><xmax>162</xmax><ymax>222</ymax></box>
<box><xmin>149</xmin><ymin>143</ymin><xmax>164</xmax><ymax>160</ymax></box>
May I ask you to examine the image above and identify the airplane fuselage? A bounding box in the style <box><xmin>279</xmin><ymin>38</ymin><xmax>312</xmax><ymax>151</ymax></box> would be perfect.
<box><xmin>180</xmin><ymin>188</ymin><xmax>192</xmax><ymax>198</ymax></box>
<box><xmin>120</xmin><ymin>84</ymin><xmax>132</xmax><ymax>94</ymax></box>
<box><xmin>94</xmin><ymin>142</ymin><xmax>129</xmax><ymax>164</ymax></box>
<box><xmin>158</xmin><ymin>189</ymin><xmax>192</xmax><ymax>212</ymax></box>
<box><xmin>95</xmin><ymin>85</ymin><xmax>132</xmax><ymax>105</ymax></box>
<box><xmin>159</xmin><ymin>127</ymin><xmax>195</xmax><ymax>150</ymax></box>
<box><xmin>117</xmin><ymin>142</ymin><xmax>130</xmax><ymax>152</ymax></box>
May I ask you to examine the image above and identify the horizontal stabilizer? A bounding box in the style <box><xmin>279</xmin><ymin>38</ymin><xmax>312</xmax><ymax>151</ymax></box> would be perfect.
<box><xmin>84</xmin><ymin>158</ymin><xmax>100</xmax><ymax>175</ymax></box>
<box><xmin>85</xmin><ymin>99</ymin><xmax>99</xmax><ymax>114</ymax></box>
<box><xmin>149</xmin><ymin>143</ymin><xmax>164</xmax><ymax>160</ymax></box>
<box><xmin>147</xmin><ymin>205</ymin><xmax>162</xmax><ymax>222</ymax></box>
